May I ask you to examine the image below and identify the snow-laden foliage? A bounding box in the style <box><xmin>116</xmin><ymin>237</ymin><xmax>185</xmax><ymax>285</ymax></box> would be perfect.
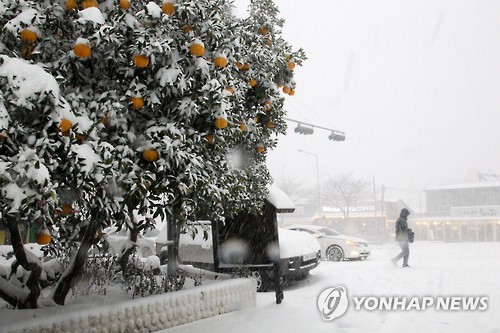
<box><xmin>0</xmin><ymin>0</ymin><xmax>305</xmax><ymax>308</ymax></box>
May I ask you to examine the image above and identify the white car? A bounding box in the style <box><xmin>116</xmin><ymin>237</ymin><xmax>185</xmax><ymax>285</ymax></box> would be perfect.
<box><xmin>286</xmin><ymin>225</ymin><xmax>370</xmax><ymax>261</ymax></box>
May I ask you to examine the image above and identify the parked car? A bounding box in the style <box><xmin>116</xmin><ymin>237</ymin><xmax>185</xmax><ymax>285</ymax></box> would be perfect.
<box><xmin>160</xmin><ymin>221</ymin><xmax>321</xmax><ymax>292</ymax></box>
<box><xmin>285</xmin><ymin>225</ymin><xmax>370</xmax><ymax>261</ymax></box>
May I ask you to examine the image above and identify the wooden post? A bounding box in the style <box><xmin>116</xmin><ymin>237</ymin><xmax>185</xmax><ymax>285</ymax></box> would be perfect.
<box><xmin>212</xmin><ymin>220</ymin><xmax>220</xmax><ymax>272</ymax></box>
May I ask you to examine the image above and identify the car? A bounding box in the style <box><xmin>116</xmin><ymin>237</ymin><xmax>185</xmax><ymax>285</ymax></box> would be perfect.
<box><xmin>285</xmin><ymin>225</ymin><xmax>370</xmax><ymax>261</ymax></box>
<box><xmin>160</xmin><ymin>221</ymin><xmax>321</xmax><ymax>292</ymax></box>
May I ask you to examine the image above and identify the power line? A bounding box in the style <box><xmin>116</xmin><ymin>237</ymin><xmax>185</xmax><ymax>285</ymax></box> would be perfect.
<box><xmin>286</xmin><ymin>96</ymin><xmax>339</xmax><ymax>131</ymax></box>
<box><xmin>283</xmin><ymin>98</ymin><xmax>314</xmax><ymax>124</ymax></box>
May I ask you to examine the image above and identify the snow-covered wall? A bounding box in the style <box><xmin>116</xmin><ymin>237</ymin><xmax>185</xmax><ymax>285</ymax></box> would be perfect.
<box><xmin>6</xmin><ymin>278</ymin><xmax>256</xmax><ymax>333</ymax></box>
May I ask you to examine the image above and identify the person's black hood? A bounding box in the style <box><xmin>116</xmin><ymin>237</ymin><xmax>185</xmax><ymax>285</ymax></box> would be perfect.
<box><xmin>400</xmin><ymin>208</ymin><xmax>410</xmax><ymax>218</ymax></box>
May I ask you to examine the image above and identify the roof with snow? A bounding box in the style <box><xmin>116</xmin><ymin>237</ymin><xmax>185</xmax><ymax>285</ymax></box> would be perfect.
<box><xmin>424</xmin><ymin>181</ymin><xmax>500</xmax><ymax>191</ymax></box>
<box><xmin>266</xmin><ymin>185</ymin><xmax>295</xmax><ymax>213</ymax></box>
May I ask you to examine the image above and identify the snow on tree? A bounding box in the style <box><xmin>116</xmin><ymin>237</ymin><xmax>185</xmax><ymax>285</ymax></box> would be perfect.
<box><xmin>322</xmin><ymin>173</ymin><xmax>371</xmax><ymax>223</ymax></box>
<box><xmin>0</xmin><ymin>0</ymin><xmax>304</xmax><ymax>308</ymax></box>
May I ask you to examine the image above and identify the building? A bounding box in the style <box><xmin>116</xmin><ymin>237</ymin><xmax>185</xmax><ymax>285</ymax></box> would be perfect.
<box><xmin>279</xmin><ymin>199</ymin><xmax>413</xmax><ymax>243</ymax></box>
<box><xmin>411</xmin><ymin>182</ymin><xmax>500</xmax><ymax>242</ymax></box>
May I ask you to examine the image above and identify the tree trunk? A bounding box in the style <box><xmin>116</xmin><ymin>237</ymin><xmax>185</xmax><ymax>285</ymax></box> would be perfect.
<box><xmin>4</xmin><ymin>216</ymin><xmax>42</xmax><ymax>309</ymax></box>
<box><xmin>166</xmin><ymin>216</ymin><xmax>180</xmax><ymax>277</ymax></box>
<box><xmin>116</xmin><ymin>227</ymin><xmax>139</xmax><ymax>276</ymax></box>
<box><xmin>0</xmin><ymin>276</ymin><xmax>29</xmax><ymax>308</ymax></box>
<box><xmin>52</xmin><ymin>223</ymin><xmax>98</xmax><ymax>305</ymax></box>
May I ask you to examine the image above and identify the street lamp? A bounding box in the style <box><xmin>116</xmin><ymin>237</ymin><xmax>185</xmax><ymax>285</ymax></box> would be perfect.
<box><xmin>297</xmin><ymin>149</ymin><xmax>320</xmax><ymax>213</ymax></box>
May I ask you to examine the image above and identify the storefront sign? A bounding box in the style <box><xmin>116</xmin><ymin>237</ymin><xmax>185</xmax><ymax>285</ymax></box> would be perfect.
<box><xmin>450</xmin><ymin>206</ymin><xmax>500</xmax><ymax>217</ymax></box>
<box><xmin>323</xmin><ymin>206</ymin><xmax>376</xmax><ymax>213</ymax></box>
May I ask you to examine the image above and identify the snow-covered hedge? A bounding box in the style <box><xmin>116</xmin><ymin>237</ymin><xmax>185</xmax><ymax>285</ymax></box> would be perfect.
<box><xmin>5</xmin><ymin>278</ymin><xmax>256</xmax><ymax>333</ymax></box>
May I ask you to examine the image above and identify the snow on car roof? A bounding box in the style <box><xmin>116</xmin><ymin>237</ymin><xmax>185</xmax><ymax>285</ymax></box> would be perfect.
<box><xmin>288</xmin><ymin>225</ymin><xmax>322</xmax><ymax>230</ymax></box>
<box><xmin>266</xmin><ymin>185</ymin><xmax>295</xmax><ymax>213</ymax></box>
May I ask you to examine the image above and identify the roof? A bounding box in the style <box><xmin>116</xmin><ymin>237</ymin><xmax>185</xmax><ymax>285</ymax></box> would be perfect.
<box><xmin>425</xmin><ymin>181</ymin><xmax>500</xmax><ymax>191</ymax></box>
<box><xmin>409</xmin><ymin>216</ymin><xmax>500</xmax><ymax>222</ymax></box>
<box><xmin>266</xmin><ymin>185</ymin><xmax>295</xmax><ymax>213</ymax></box>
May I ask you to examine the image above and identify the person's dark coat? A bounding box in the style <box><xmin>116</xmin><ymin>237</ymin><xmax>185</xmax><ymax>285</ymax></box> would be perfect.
<box><xmin>395</xmin><ymin>208</ymin><xmax>410</xmax><ymax>241</ymax></box>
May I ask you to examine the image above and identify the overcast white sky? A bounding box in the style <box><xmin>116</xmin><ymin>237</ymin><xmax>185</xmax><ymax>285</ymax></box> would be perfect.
<box><xmin>234</xmin><ymin>0</ymin><xmax>500</xmax><ymax>208</ymax></box>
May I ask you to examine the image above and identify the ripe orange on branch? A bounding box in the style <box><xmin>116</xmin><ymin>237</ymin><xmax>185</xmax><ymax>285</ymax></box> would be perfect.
<box><xmin>214</xmin><ymin>53</ymin><xmax>228</xmax><ymax>68</ymax></box>
<box><xmin>59</xmin><ymin>118</ymin><xmax>72</xmax><ymax>133</ymax></box>
<box><xmin>82</xmin><ymin>0</ymin><xmax>99</xmax><ymax>9</ymax></box>
<box><xmin>143</xmin><ymin>149</ymin><xmax>160</xmax><ymax>162</ymax></box>
<box><xmin>101</xmin><ymin>115</ymin><xmax>109</xmax><ymax>125</ymax></box>
<box><xmin>36</xmin><ymin>230</ymin><xmax>51</xmax><ymax>245</ymax></box>
<box><xmin>130</xmin><ymin>96</ymin><xmax>144</xmax><ymax>110</ymax></box>
<box><xmin>258</xmin><ymin>27</ymin><xmax>269</xmax><ymax>35</ymax></box>
<box><xmin>66</xmin><ymin>0</ymin><xmax>77</xmax><ymax>10</ymax></box>
<box><xmin>55</xmin><ymin>204</ymin><xmax>73</xmax><ymax>216</ymax></box>
<box><xmin>215</xmin><ymin>117</ymin><xmax>228</xmax><ymax>129</ymax></box>
<box><xmin>133</xmin><ymin>54</ymin><xmax>149</xmax><ymax>68</ymax></box>
<box><xmin>162</xmin><ymin>1</ymin><xmax>175</xmax><ymax>15</ymax></box>
<box><xmin>74</xmin><ymin>41</ymin><xmax>91</xmax><ymax>59</ymax></box>
<box><xmin>190</xmin><ymin>39</ymin><xmax>205</xmax><ymax>57</ymax></box>
<box><xmin>119</xmin><ymin>0</ymin><xmax>131</xmax><ymax>10</ymax></box>
<box><xmin>21</xmin><ymin>29</ymin><xmax>37</xmax><ymax>43</ymax></box>
<box><xmin>264</xmin><ymin>101</ymin><xmax>273</xmax><ymax>111</ymax></box>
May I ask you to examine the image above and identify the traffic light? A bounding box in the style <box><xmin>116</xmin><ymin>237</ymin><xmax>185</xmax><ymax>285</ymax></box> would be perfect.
<box><xmin>328</xmin><ymin>132</ymin><xmax>345</xmax><ymax>141</ymax></box>
<box><xmin>294</xmin><ymin>124</ymin><xmax>314</xmax><ymax>135</ymax></box>
<box><xmin>284</xmin><ymin>116</ymin><xmax>345</xmax><ymax>142</ymax></box>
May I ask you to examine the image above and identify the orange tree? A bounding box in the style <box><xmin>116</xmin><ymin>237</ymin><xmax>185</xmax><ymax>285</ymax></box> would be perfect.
<box><xmin>0</xmin><ymin>0</ymin><xmax>304</xmax><ymax>308</ymax></box>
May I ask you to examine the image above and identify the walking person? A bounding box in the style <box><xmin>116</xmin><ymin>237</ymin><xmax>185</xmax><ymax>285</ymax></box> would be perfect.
<box><xmin>392</xmin><ymin>208</ymin><xmax>411</xmax><ymax>267</ymax></box>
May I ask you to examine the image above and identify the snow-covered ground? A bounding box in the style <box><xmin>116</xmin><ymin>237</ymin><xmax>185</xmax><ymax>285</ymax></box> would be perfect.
<box><xmin>161</xmin><ymin>242</ymin><xmax>500</xmax><ymax>333</ymax></box>
<box><xmin>1</xmin><ymin>241</ymin><xmax>499</xmax><ymax>333</ymax></box>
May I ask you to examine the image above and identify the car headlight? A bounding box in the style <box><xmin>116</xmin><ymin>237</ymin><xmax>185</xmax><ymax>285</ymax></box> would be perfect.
<box><xmin>345</xmin><ymin>240</ymin><xmax>356</xmax><ymax>246</ymax></box>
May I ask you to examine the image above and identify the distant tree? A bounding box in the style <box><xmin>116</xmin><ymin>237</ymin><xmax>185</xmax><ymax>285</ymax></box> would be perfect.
<box><xmin>274</xmin><ymin>174</ymin><xmax>307</xmax><ymax>203</ymax></box>
<box><xmin>322</xmin><ymin>173</ymin><xmax>370</xmax><ymax>222</ymax></box>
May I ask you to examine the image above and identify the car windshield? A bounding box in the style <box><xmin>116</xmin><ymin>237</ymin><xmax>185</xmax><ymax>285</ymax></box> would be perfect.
<box><xmin>318</xmin><ymin>228</ymin><xmax>342</xmax><ymax>236</ymax></box>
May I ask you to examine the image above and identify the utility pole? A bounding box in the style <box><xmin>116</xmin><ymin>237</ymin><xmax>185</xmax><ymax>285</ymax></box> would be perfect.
<box><xmin>373</xmin><ymin>175</ymin><xmax>378</xmax><ymax>239</ymax></box>
<box><xmin>297</xmin><ymin>149</ymin><xmax>320</xmax><ymax>214</ymax></box>
<box><xmin>381</xmin><ymin>184</ymin><xmax>385</xmax><ymax>219</ymax></box>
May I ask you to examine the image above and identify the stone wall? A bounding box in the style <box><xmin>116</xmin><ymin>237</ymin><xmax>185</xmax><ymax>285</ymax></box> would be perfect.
<box><xmin>6</xmin><ymin>278</ymin><xmax>256</xmax><ymax>333</ymax></box>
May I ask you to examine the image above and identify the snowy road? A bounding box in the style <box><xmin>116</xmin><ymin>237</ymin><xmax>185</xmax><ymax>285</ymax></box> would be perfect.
<box><xmin>162</xmin><ymin>242</ymin><xmax>500</xmax><ymax>333</ymax></box>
